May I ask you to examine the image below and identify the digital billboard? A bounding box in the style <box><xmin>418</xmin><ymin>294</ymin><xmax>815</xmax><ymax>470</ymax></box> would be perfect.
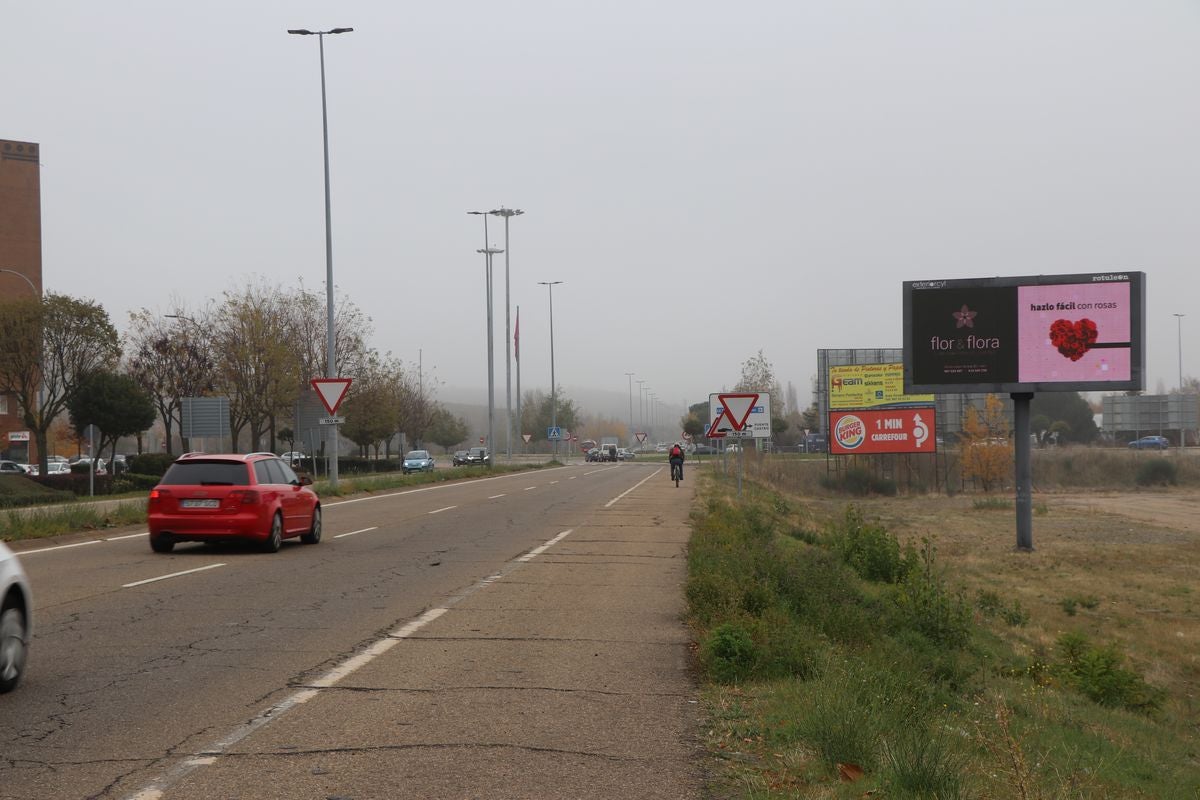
<box><xmin>904</xmin><ymin>272</ymin><xmax>1145</xmax><ymax>393</ymax></box>
<box><xmin>828</xmin><ymin>407</ymin><xmax>937</xmax><ymax>455</ymax></box>
<box><xmin>829</xmin><ymin>363</ymin><xmax>935</xmax><ymax>410</ymax></box>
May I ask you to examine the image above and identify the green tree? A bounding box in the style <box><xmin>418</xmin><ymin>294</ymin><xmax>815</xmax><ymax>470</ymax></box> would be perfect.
<box><xmin>0</xmin><ymin>293</ymin><xmax>121</xmax><ymax>475</ymax></box>
<box><xmin>520</xmin><ymin>388</ymin><xmax>579</xmax><ymax>444</ymax></box>
<box><xmin>67</xmin><ymin>370</ymin><xmax>156</xmax><ymax>467</ymax></box>
<box><xmin>428</xmin><ymin>407</ymin><xmax>469</xmax><ymax>453</ymax></box>
<box><xmin>1030</xmin><ymin>392</ymin><xmax>1098</xmax><ymax>444</ymax></box>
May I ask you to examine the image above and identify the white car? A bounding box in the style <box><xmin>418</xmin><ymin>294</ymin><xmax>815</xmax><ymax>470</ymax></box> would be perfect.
<box><xmin>0</xmin><ymin>541</ymin><xmax>31</xmax><ymax>692</ymax></box>
<box><xmin>0</xmin><ymin>460</ymin><xmax>30</xmax><ymax>476</ymax></box>
<box><xmin>44</xmin><ymin>462</ymin><xmax>71</xmax><ymax>476</ymax></box>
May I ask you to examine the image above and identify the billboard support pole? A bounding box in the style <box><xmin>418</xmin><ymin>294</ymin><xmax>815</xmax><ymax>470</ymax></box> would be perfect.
<box><xmin>1013</xmin><ymin>392</ymin><xmax>1034</xmax><ymax>551</ymax></box>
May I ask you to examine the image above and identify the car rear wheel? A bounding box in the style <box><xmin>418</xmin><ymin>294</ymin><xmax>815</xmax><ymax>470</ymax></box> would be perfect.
<box><xmin>150</xmin><ymin>535</ymin><xmax>175</xmax><ymax>554</ymax></box>
<box><xmin>0</xmin><ymin>607</ymin><xmax>28</xmax><ymax>693</ymax></box>
<box><xmin>300</xmin><ymin>506</ymin><xmax>322</xmax><ymax>544</ymax></box>
<box><xmin>262</xmin><ymin>513</ymin><xmax>283</xmax><ymax>553</ymax></box>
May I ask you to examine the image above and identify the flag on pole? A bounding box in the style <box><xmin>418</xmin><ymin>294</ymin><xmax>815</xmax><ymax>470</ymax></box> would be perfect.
<box><xmin>514</xmin><ymin>307</ymin><xmax>520</xmax><ymax>362</ymax></box>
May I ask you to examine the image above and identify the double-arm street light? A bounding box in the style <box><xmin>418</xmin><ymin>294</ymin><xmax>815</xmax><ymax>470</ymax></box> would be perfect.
<box><xmin>478</xmin><ymin>246</ymin><xmax>503</xmax><ymax>457</ymax></box>
<box><xmin>538</xmin><ymin>281</ymin><xmax>563</xmax><ymax>458</ymax></box>
<box><xmin>287</xmin><ymin>25</ymin><xmax>353</xmax><ymax>488</ymax></box>
<box><xmin>490</xmin><ymin>208</ymin><xmax>523</xmax><ymax>461</ymax></box>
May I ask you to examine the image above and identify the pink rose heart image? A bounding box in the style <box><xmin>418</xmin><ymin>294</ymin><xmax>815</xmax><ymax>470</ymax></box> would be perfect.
<box><xmin>1049</xmin><ymin>318</ymin><xmax>1098</xmax><ymax>361</ymax></box>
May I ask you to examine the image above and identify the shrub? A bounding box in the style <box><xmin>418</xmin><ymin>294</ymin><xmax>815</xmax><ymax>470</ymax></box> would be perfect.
<box><xmin>892</xmin><ymin>539</ymin><xmax>972</xmax><ymax>648</ymax></box>
<box><xmin>1056</xmin><ymin>631</ymin><xmax>1164</xmax><ymax>712</ymax></box>
<box><xmin>128</xmin><ymin>453</ymin><xmax>174</xmax><ymax>477</ymax></box>
<box><xmin>825</xmin><ymin>505</ymin><xmax>912</xmax><ymax>583</ymax></box>
<box><xmin>880</xmin><ymin>722</ymin><xmax>970</xmax><ymax>799</ymax></box>
<box><xmin>820</xmin><ymin>467</ymin><xmax>897</xmax><ymax>496</ymax></box>
<box><xmin>1135</xmin><ymin>458</ymin><xmax>1177</xmax><ymax>487</ymax></box>
<box><xmin>701</xmin><ymin>620</ymin><xmax>758</xmax><ymax>684</ymax></box>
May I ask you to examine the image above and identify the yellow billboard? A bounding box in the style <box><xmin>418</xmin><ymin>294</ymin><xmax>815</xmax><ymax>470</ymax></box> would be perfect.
<box><xmin>829</xmin><ymin>363</ymin><xmax>935</xmax><ymax>410</ymax></box>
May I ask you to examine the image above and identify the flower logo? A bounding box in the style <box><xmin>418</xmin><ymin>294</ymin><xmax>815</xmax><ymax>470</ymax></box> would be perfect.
<box><xmin>952</xmin><ymin>305</ymin><xmax>976</xmax><ymax>329</ymax></box>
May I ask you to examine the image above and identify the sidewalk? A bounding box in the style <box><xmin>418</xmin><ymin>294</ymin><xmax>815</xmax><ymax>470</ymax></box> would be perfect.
<box><xmin>163</xmin><ymin>472</ymin><xmax>705</xmax><ymax>799</ymax></box>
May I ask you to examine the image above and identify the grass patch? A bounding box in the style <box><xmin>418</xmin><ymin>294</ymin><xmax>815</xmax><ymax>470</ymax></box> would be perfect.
<box><xmin>0</xmin><ymin>499</ymin><xmax>148</xmax><ymax>542</ymax></box>
<box><xmin>689</xmin><ymin>474</ymin><xmax>1198</xmax><ymax>798</ymax></box>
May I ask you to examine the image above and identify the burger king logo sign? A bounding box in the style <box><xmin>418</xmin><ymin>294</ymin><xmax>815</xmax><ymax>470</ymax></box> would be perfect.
<box><xmin>834</xmin><ymin>414</ymin><xmax>865</xmax><ymax>450</ymax></box>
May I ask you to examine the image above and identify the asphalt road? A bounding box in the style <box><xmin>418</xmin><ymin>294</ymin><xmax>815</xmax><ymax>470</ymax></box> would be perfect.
<box><xmin>0</xmin><ymin>462</ymin><xmax>703</xmax><ymax>799</ymax></box>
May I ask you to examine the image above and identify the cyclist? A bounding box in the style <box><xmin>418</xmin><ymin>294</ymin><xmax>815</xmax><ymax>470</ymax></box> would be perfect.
<box><xmin>668</xmin><ymin>442</ymin><xmax>685</xmax><ymax>483</ymax></box>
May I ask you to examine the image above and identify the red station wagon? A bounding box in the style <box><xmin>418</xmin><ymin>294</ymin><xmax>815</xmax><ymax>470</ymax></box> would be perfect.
<box><xmin>147</xmin><ymin>453</ymin><xmax>321</xmax><ymax>553</ymax></box>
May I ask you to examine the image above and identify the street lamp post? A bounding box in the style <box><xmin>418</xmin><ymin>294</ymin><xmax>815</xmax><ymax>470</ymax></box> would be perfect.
<box><xmin>490</xmin><ymin>208</ymin><xmax>523</xmax><ymax>462</ymax></box>
<box><xmin>636</xmin><ymin>380</ymin><xmax>646</xmax><ymax>436</ymax></box>
<box><xmin>538</xmin><ymin>281</ymin><xmax>563</xmax><ymax>459</ymax></box>
<box><xmin>1175</xmin><ymin>313</ymin><xmax>1186</xmax><ymax>447</ymax></box>
<box><xmin>288</xmin><ymin>25</ymin><xmax>353</xmax><ymax>488</ymax></box>
<box><xmin>625</xmin><ymin>372</ymin><xmax>635</xmax><ymax>447</ymax></box>
<box><xmin>479</xmin><ymin>246</ymin><xmax>503</xmax><ymax>458</ymax></box>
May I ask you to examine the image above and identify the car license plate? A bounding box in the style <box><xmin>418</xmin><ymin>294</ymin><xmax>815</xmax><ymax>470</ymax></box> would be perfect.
<box><xmin>181</xmin><ymin>499</ymin><xmax>220</xmax><ymax>509</ymax></box>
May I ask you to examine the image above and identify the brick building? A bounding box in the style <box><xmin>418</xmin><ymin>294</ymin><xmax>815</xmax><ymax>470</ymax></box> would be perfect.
<box><xmin>0</xmin><ymin>138</ymin><xmax>43</xmax><ymax>463</ymax></box>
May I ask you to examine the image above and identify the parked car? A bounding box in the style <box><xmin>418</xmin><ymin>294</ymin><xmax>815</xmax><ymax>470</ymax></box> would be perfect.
<box><xmin>617</xmin><ymin>447</ymin><xmax>635</xmax><ymax>461</ymax></box>
<box><xmin>585</xmin><ymin>448</ymin><xmax>601</xmax><ymax>462</ymax></box>
<box><xmin>464</xmin><ymin>447</ymin><xmax>491</xmax><ymax>466</ymax></box>
<box><xmin>402</xmin><ymin>450</ymin><xmax>435</xmax><ymax>474</ymax></box>
<box><xmin>693</xmin><ymin>444</ymin><xmax>718</xmax><ymax>455</ymax></box>
<box><xmin>147</xmin><ymin>452</ymin><xmax>321</xmax><ymax>554</ymax></box>
<box><xmin>44</xmin><ymin>462</ymin><xmax>71</xmax><ymax>476</ymax></box>
<box><xmin>1129</xmin><ymin>435</ymin><xmax>1169</xmax><ymax>450</ymax></box>
<box><xmin>0</xmin><ymin>460</ymin><xmax>30</xmax><ymax>476</ymax></box>
<box><xmin>452</xmin><ymin>450</ymin><xmax>470</xmax><ymax>466</ymax></box>
<box><xmin>280</xmin><ymin>451</ymin><xmax>309</xmax><ymax>468</ymax></box>
<box><xmin>0</xmin><ymin>541</ymin><xmax>31</xmax><ymax>693</ymax></box>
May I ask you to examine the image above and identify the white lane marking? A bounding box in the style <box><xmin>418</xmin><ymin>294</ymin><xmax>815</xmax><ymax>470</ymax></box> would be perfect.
<box><xmin>518</xmin><ymin>529</ymin><xmax>573</xmax><ymax>562</ymax></box>
<box><xmin>106</xmin><ymin>532</ymin><xmax>147</xmax><ymax>542</ymax></box>
<box><xmin>549</xmin><ymin>480</ymin><xmax>559</xmax><ymax>485</ymax></box>
<box><xmin>124</xmin><ymin>528</ymin><xmax>575</xmax><ymax>800</ymax></box>
<box><xmin>333</xmin><ymin>526</ymin><xmax>378</xmax><ymax>539</ymax></box>
<box><xmin>523</xmin><ymin>486</ymin><xmax>537</xmax><ymax>491</ymax></box>
<box><xmin>122</xmin><ymin>563</ymin><xmax>226</xmax><ymax>589</ymax></box>
<box><xmin>428</xmin><ymin>505</ymin><xmax>457</xmax><ymax>515</ymax></box>
<box><xmin>17</xmin><ymin>539</ymin><xmax>103</xmax><ymax>556</ymax></box>
<box><xmin>604</xmin><ymin>468</ymin><xmax>663</xmax><ymax>508</ymax></box>
<box><xmin>488</xmin><ymin>494</ymin><xmax>506</xmax><ymax>499</ymax></box>
<box><xmin>568</xmin><ymin>476</ymin><xmax>577</xmax><ymax>480</ymax></box>
<box><xmin>584</xmin><ymin>467</ymin><xmax>614</xmax><ymax>476</ymax></box>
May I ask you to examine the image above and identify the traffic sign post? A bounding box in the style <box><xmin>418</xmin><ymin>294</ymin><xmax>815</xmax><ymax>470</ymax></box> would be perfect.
<box><xmin>707</xmin><ymin>392</ymin><xmax>773</xmax><ymax>497</ymax></box>
<box><xmin>311</xmin><ymin>378</ymin><xmax>352</xmax><ymax>489</ymax></box>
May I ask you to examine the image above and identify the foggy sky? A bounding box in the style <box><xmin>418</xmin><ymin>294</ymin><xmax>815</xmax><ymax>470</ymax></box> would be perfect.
<box><xmin>5</xmin><ymin>1</ymin><xmax>1198</xmax><ymax>418</ymax></box>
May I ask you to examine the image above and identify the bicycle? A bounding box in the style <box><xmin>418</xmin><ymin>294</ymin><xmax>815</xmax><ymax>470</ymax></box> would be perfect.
<box><xmin>670</xmin><ymin>459</ymin><xmax>682</xmax><ymax>487</ymax></box>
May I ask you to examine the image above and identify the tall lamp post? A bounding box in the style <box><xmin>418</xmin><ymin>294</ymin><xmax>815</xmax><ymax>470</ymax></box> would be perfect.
<box><xmin>625</xmin><ymin>372</ymin><xmax>635</xmax><ymax>446</ymax></box>
<box><xmin>1175</xmin><ymin>313</ymin><xmax>1186</xmax><ymax>447</ymax></box>
<box><xmin>490</xmin><ymin>208</ymin><xmax>524</xmax><ymax>461</ymax></box>
<box><xmin>288</xmin><ymin>25</ymin><xmax>353</xmax><ymax>488</ymax></box>
<box><xmin>636</xmin><ymin>379</ymin><xmax>646</xmax><ymax>436</ymax></box>
<box><xmin>538</xmin><ymin>281</ymin><xmax>563</xmax><ymax>459</ymax></box>
<box><xmin>479</xmin><ymin>246</ymin><xmax>503</xmax><ymax>457</ymax></box>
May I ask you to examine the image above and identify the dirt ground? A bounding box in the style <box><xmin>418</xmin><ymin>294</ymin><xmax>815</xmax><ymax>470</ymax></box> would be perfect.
<box><xmin>798</xmin><ymin>488</ymin><xmax>1200</xmax><ymax>711</ymax></box>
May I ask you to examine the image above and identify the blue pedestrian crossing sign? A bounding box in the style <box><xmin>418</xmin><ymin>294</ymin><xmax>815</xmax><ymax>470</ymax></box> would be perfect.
<box><xmin>547</xmin><ymin>426</ymin><xmax>563</xmax><ymax>440</ymax></box>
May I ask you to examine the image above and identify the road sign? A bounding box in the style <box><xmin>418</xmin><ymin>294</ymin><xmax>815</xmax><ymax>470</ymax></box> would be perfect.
<box><xmin>708</xmin><ymin>393</ymin><xmax>772</xmax><ymax>439</ymax></box>
<box><xmin>828</xmin><ymin>407</ymin><xmax>937</xmax><ymax>455</ymax></box>
<box><xmin>319</xmin><ymin>416</ymin><xmax>345</xmax><ymax>426</ymax></box>
<box><xmin>547</xmin><ymin>426</ymin><xmax>563</xmax><ymax>440</ymax></box>
<box><xmin>522</xmin><ymin>433</ymin><xmax>532</xmax><ymax>443</ymax></box>
<box><xmin>311</xmin><ymin>378</ymin><xmax>353</xmax><ymax>415</ymax></box>
<box><xmin>635</xmin><ymin>432</ymin><xmax>647</xmax><ymax>443</ymax></box>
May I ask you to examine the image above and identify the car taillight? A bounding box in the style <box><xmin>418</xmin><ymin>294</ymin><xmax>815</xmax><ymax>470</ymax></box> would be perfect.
<box><xmin>148</xmin><ymin>488</ymin><xmax>168</xmax><ymax>507</ymax></box>
<box><xmin>230</xmin><ymin>490</ymin><xmax>260</xmax><ymax>505</ymax></box>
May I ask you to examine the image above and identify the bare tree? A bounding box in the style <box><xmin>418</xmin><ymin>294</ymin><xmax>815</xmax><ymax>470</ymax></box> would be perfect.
<box><xmin>0</xmin><ymin>293</ymin><xmax>120</xmax><ymax>474</ymax></box>
<box><xmin>212</xmin><ymin>282</ymin><xmax>301</xmax><ymax>452</ymax></box>
<box><xmin>126</xmin><ymin>308</ymin><xmax>217</xmax><ymax>454</ymax></box>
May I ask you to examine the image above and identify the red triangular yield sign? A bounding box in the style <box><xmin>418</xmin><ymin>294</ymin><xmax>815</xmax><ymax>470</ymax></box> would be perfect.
<box><xmin>706</xmin><ymin>411</ymin><xmax>730</xmax><ymax>438</ymax></box>
<box><xmin>717</xmin><ymin>393</ymin><xmax>759</xmax><ymax>431</ymax></box>
<box><xmin>311</xmin><ymin>378</ymin><xmax>353</xmax><ymax>415</ymax></box>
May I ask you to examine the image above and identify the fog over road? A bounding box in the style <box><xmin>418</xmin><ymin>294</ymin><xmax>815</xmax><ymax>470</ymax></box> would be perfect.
<box><xmin>1</xmin><ymin>463</ymin><xmax>703</xmax><ymax>799</ymax></box>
